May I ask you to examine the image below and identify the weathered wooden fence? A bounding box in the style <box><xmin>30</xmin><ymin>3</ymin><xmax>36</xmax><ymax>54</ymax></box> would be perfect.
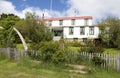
<box><xmin>79</xmin><ymin>52</ymin><xmax>120</xmax><ymax>71</ymax></box>
<box><xmin>0</xmin><ymin>48</ymin><xmax>27</xmax><ymax>60</ymax></box>
<box><xmin>0</xmin><ymin>48</ymin><xmax>120</xmax><ymax>71</ymax></box>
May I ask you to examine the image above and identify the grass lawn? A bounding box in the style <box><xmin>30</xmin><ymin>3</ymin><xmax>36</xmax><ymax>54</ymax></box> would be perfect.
<box><xmin>0</xmin><ymin>58</ymin><xmax>120</xmax><ymax>78</ymax></box>
<box><xmin>68</xmin><ymin>46</ymin><xmax>80</xmax><ymax>52</ymax></box>
<box><xmin>16</xmin><ymin>43</ymin><xmax>30</xmax><ymax>50</ymax></box>
<box><xmin>68</xmin><ymin>46</ymin><xmax>120</xmax><ymax>54</ymax></box>
<box><xmin>104</xmin><ymin>48</ymin><xmax>120</xmax><ymax>54</ymax></box>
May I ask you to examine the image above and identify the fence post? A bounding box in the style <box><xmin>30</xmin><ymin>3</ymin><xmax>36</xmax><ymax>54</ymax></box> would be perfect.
<box><xmin>116</xmin><ymin>54</ymin><xmax>120</xmax><ymax>72</ymax></box>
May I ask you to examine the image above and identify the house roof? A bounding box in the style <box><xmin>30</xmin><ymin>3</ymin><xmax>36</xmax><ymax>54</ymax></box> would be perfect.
<box><xmin>44</xmin><ymin>16</ymin><xmax>92</xmax><ymax>21</ymax></box>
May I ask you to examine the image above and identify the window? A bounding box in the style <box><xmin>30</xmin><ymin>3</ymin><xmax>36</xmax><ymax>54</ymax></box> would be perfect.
<box><xmin>71</xmin><ymin>19</ymin><xmax>75</xmax><ymax>25</ymax></box>
<box><xmin>84</xmin><ymin>19</ymin><xmax>88</xmax><ymax>25</ymax></box>
<box><xmin>49</xmin><ymin>20</ymin><xmax>52</xmax><ymax>26</ymax></box>
<box><xmin>59</xmin><ymin>20</ymin><xmax>63</xmax><ymax>25</ymax></box>
<box><xmin>80</xmin><ymin>27</ymin><xmax>85</xmax><ymax>35</ymax></box>
<box><xmin>89</xmin><ymin>27</ymin><xmax>94</xmax><ymax>35</ymax></box>
<box><xmin>53</xmin><ymin>30</ymin><xmax>63</xmax><ymax>36</ymax></box>
<box><xmin>69</xmin><ymin>27</ymin><xmax>74</xmax><ymax>35</ymax></box>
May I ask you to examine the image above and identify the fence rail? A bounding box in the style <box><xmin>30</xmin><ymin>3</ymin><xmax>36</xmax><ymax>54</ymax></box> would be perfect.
<box><xmin>0</xmin><ymin>48</ymin><xmax>120</xmax><ymax>71</ymax></box>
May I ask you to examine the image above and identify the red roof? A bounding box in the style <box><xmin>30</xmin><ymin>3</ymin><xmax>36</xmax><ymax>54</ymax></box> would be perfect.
<box><xmin>44</xmin><ymin>16</ymin><xmax>92</xmax><ymax>21</ymax></box>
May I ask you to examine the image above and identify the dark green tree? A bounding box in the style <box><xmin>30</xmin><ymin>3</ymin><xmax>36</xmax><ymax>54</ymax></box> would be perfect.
<box><xmin>0</xmin><ymin>13</ymin><xmax>20</xmax><ymax>47</ymax></box>
<box><xmin>98</xmin><ymin>17</ymin><xmax>120</xmax><ymax>48</ymax></box>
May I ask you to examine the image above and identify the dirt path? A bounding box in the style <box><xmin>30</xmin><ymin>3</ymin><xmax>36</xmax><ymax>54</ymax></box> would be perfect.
<box><xmin>67</xmin><ymin>64</ymin><xmax>90</xmax><ymax>74</ymax></box>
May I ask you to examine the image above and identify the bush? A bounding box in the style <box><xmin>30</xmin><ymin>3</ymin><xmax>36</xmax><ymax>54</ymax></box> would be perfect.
<box><xmin>92</xmin><ymin>54</ymin><xmax>105</xmax><ymax>67</ymax></box>
<box><xmin>40</xmin><ymin>41</ymin><xmax>67</xmax><ymax>64</ymax></box>
<box><xmin>78</xmin><ymin>39</ymin><xmax>105</xmax><ymax>66</ymax></box>
<box><xmin>52</xmin><ymin>50</ymin><xmax>67</xmax><ymax>64</ymax></box>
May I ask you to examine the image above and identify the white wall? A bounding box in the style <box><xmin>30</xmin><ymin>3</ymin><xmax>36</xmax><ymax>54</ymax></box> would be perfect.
<box><xmin>46</xmin><ymin>18</ymin><xmax>99</xmax><ymax>39</ymax></box>
<box><xmin>50</xmin><ymin>19</ymin><xmax>92</xmax><ymax>27</ymax></box>
<box><xmin>63</xmin><ymin>26</ymin><xmax>99</xmax><ymax>39</ymax></box>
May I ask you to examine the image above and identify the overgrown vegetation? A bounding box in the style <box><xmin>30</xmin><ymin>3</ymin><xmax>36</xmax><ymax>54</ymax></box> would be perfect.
<box><xmin>0</xmin><ymin>56</ymin><xmax>120</xmax><ymax>78</ymax></box>
<box><xmin>98</xmin><ymin>17</ymin><xmax>120</xmax><ymax>48</ymax></box>
<box><xmin>0</xmin><ymin>13</ymin><xmax>20</xmax><ymax>48</ymax></box>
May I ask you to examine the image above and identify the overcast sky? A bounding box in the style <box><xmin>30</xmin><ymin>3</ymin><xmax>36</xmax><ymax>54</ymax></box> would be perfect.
<box><xmin>0</xmin><ymin>0</ymin><xmax>120</xmax><ymax>23</ymax></box>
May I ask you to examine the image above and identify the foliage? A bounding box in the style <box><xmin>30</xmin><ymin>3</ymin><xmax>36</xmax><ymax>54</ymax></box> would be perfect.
<box><xmin>78</xmin><ymin>39</ymin><xmax>104</xmax><ymax>66</ymax></box>
<box><xmin>0</xmin><ymin>13</ymin><xmax>20</xmax><ymax>48</ymax></box>
<box><xmin>98</xmin><ymin>17</ymin><xmax>120</xmax><ymax>48</ymax></box>
<box><xmin>39</xmin><ymin>41</ymin><xmax>68</xmax><ymax>64</ymax></box>
<box><xmin>92</xmin><ymin>54</ymin><xmax>105</xmax><ymax>67</ymax></box>
<box><xmin>16</xmin><ymin>12</ymin><xmax>53</xmax><ymax>45</ymax></box>
<box><xmin>79</xmin><ymin>39</ymin><xmax>104</xmax><ymax>53</ymax></box>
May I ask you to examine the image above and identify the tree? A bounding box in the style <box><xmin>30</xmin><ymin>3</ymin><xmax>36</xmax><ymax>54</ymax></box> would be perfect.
<box><xmin>0</xmin><ymin>13</ymin><xmax>20</xmax><ymax>47</ymax></box>
<box><xmin>98</xmin><ymin>17</ymin><xmax>120</xmax><ymax>48</ymax></box>
<box><xmin>16</xmin><ymin>12</ymin><xmax>53</xmax><ymax>49</ymax></box>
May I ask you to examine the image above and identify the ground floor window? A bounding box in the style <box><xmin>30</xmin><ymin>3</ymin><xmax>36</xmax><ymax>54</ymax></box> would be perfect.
<box><xmin>69</xmin><ymin>27</ymin><xmax>74</xmax><ymax>35</ymax></box>
<box><xmin>53</xmin><ymin>30</ymin><xmax>63</xmax><ymax>36</ymax></box>
<box><xmin>89</xmin><ymin>27</ymin><xmax>94</xmax><ymax>35</ymax></box>
<box><xmin>80</xmin><ymin>27</ymin><xmax>85</xmax><ymax>35</ymax></box>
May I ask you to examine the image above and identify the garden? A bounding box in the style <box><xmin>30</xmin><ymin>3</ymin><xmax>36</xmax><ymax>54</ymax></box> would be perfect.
<box><xmin>0</xmin><ymin>13</ymin><xmax>120</xmax><ymax>78</ymax></box>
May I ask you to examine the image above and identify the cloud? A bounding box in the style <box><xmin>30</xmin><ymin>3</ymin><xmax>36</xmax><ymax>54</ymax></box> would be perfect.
<box><xmin>0</xmin><ymin>0</ymin><xmax>63</xmax><ymax>18</ymax></box>
<box><xmin>0</xmin><ymin>0</ymin><xmax>15</xmax><ymax>14</ymax></box>
<box><xmin>1</xmin><ymin>0</ymin><xmax>120</xmax><ymax>23</ymax></box>
<box><xmin>66</xmin><ymin>0</ymin><xmax>120</xmax><ymax>23</ymax></box>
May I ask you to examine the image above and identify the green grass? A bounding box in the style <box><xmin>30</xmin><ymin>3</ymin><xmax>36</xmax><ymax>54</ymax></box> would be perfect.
<box><xmin>0</xmin><ymin>57</ymin><xmax>120</xmax><ymax>78</ymax></box>
<box><xmin>16</xmin><ymin>44</ymin><xmax>24</xmax><ymax>49</ymax></box>
<box><xmin>104</xmin><ymin>48</ymin><xmax>120</xmax><ymax>54</ymax></box>
<box><xmin>68</xmin><ymin>46</ymin><xmax>80</xmax><ymax>52</ymax></box>
<box><xmin>68</xmin><ymin>46</ymin><xmax>120</xmax><ymax>54</ymax></box>
<box><xmin>16</xmin><ymin>43</ymin><xmax>30</xmax><ymax>50</ymax></box>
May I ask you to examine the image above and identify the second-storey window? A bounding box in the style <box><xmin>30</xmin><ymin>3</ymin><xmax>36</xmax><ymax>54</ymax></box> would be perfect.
<box><xmin>84</xmin><ymin>19</ymin><xmax>88</xmax><ymax>26</ymax></box>
<box><xmin>80</xmin><ymin>27</ymin><xmax>85</xmax><ymax>35</ymax></box>
<box><xmin>71</xmin><ymin>19</ymin><xmax>75</xmax><ymax>25</ymax></box>
<box><xmin>89</xmin><ymin>27</ymin><xmax>94</xmax><ymax>35</ymax></box>
<box><xmin>69</xmin><ymin>27</ymin><xmax>74</xmax><ymax>35</ymax></box>
<box><xmin>59</xmin><ymin>20</ymin><xmax>63</xmax><ymax>25</ymax></box>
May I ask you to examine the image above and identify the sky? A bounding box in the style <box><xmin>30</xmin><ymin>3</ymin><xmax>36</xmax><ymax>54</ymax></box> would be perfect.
<box><xmin>0</xmin><ymin>0</ymin><xmax>120</xmax><ymax>23</ymax></box>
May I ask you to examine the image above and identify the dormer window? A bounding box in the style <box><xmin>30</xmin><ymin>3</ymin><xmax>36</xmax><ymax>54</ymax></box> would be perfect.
<box><xmin>59</xmin><ymin>20</ymin><xmax>63</xmax><ymax>25</ymax></box>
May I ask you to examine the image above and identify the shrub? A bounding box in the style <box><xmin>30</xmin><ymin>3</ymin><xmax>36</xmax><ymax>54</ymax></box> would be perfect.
<box><xmin>78</xmin><ymin>39</ymin><xmax>105</xmax><ymax>66</ymax></box>
<box><xmin>92</xmin><ymin>54</ymin><xmax>105</xmax><ymax>67</ymax></box>
<box><xmin>52</xmin><ymin>50</ymin><xmax>67</xmax><ymax>64</ymax></box>
<box><xmin>33</xmin><ymin>41</ymin><xmax>68</xmax><ymax>64</ymax></box>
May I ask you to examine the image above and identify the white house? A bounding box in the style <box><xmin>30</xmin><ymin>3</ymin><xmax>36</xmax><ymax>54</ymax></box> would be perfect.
<box><xmin>44</xmin><ymin>16</ymin><xmax>99</xmax><ymax>41</ymax></box>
